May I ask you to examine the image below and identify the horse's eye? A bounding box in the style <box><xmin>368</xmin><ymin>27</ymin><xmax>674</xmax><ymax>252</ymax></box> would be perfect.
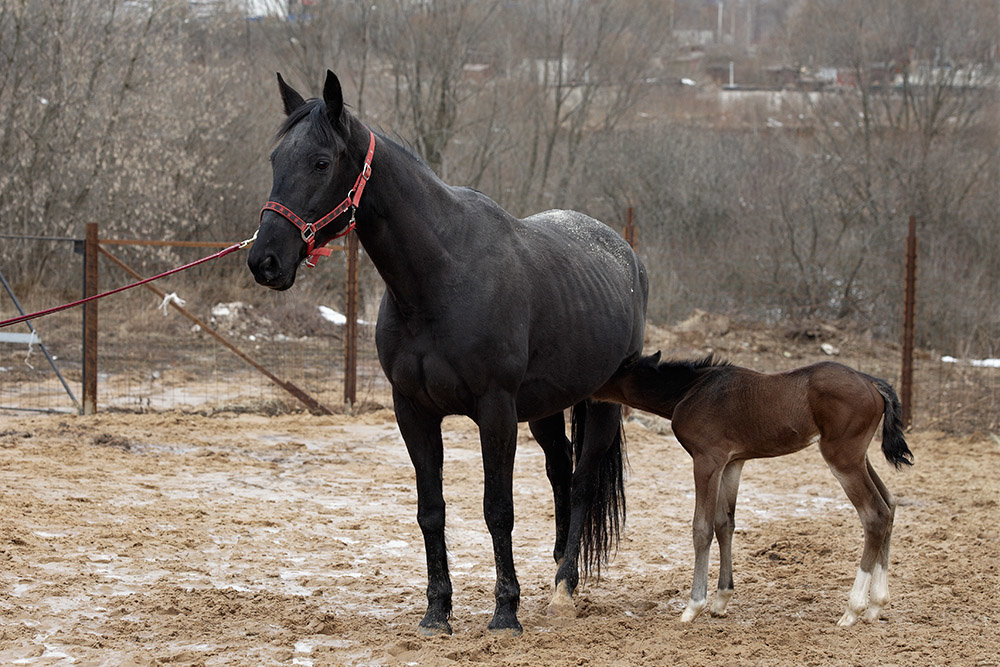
<box><xmin>315</xmin><ymin>159</ymin><xmax>330</xmax><ymax>172</ymax></box>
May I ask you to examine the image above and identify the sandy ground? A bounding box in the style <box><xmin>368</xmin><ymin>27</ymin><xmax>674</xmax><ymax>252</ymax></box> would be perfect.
<box><xmin>0</xmin><ymin>409</ymin><xmax>998</xmax><ymax>666</ymax></box>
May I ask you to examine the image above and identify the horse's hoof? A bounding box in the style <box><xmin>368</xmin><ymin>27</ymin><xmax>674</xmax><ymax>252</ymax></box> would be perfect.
<box><xmin>487</xmin><ymin>610</ymin><xmax>523</xmax><ymax>636</ymax></box>
<box><xmin>488</xmin><ymin>624</ymin><xmax>524</xmax><ymax>637</ymax></box>
<box><xmin>546</xmin><ymin>601</ymin><xmax>577</xmax><ymax>618</ymax></box>
<box><xmin>547</xmin><ymin>580</ymin><xmax>577</xmax><ymax>618</ymax></box>
<box><xmin>418</xmin><ymin>620</ymin><xmax>453</xmax><ymax>637</ymax></box>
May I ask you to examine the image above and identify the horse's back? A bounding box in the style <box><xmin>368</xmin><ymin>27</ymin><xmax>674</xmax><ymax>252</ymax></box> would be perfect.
<box><xmin>518</xmin><ymin>209</ymin><xmax>647</xmax><ymax>317</ymax></box>
<box><xmin>507</xmin><ymin>209</ymin><xmax>648</xmax><ymax>418</ymax></box>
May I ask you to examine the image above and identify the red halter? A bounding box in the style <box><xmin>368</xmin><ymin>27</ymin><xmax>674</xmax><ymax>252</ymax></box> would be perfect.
<box><xmin>259</xmin><ymin>129</ymin><xmax>375</xmax><ymax>267</ymax></box>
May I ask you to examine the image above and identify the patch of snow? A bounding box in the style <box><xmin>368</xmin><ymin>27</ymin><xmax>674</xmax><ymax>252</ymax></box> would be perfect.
<box><xmin>211</xmin><ymin>302</ymin><xmax>241</xmax><ymax>318</ymax></box>
<box><xmin>318</xmin><ymin>306</ymin><xmax>372</xmax><ymax>326</ymax></box>
<box><xmin>318</xmin><ymin>306</ymin><xmax>347</xmax><ymax>325</ymax></box>
<box><xmin>942</xmin><ymin>355</ymin><xmax>1000</xmax><ymax>368</ymax></box>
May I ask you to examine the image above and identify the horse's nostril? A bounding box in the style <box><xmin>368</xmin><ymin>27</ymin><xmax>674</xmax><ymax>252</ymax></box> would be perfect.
<box><xmin>249</xmin><ymin>252</ymin><xmax>283</xmax><ymax>286</ymax></box>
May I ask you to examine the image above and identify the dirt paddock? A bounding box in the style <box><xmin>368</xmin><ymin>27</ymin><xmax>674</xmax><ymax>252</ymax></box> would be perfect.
<box><xmin>0</xmin><ymin>409</ymin><xmax>997</xmax><ymax>665</ymax></box>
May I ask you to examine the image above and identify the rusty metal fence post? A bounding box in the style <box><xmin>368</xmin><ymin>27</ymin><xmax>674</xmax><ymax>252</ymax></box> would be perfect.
<box><xmin>81</xmin><ymin>223</ymin><xmax>99</xmax><ymax>414</ymax></box>
<box><xmin>900</xmin><ymin>215</ymin><xmax>917</xmax><ymax>428</ymax></box>
<box><xmin>623</xmin><ymin>206</ymin><xmax>638</xmax><ymax>250</ymax></box>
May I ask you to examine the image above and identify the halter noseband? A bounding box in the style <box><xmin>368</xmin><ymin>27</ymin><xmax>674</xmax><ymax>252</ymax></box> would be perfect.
<box><xmin>259</xmin><ymin>128</ymin><xmax>376</xmax><ymax>268</ymax></box>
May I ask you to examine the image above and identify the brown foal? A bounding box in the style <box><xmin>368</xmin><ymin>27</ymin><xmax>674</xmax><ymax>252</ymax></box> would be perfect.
<box><xmin>597</xmin><ymin>353</ymin><xmax>913</xmax><ymax>625</ymax></box>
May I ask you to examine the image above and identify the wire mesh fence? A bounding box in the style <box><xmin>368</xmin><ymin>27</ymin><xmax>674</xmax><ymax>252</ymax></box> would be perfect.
<box><xmin>2</xmin><ymin>234</ymin><xmax>996</xmax><ymax>433</ymax></box>
<box><xmin>1</xmin><ymin>234</ymin><xmax>390</xmax><ymax>416</ymax></box>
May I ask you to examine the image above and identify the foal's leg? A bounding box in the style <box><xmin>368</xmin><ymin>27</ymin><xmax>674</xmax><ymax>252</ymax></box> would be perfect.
<box><xmin>863</xmin><ymin>458</ymin><xmax>897</xmax><ymax>622</ymax></box>
<box><xmin>681</xmin><ymin>453</ymin><xmax>725</xmax><ymax>622</ymax></box>
<box><xmin>529</xmin><ymin>413</ymin><xmax>573</xmax><ymax>564</ymax></box>
<box><xmin>548</xmin><ymin>400</ymin><xmax>623</xmax><ymax>618</ymax></box>
<box><xmin>394</xmin><ymin>392</ymin><xmax>452</xmax><ymax>635</ymax></box>
<box><xmin>824</xmin><ymin>448</ymin><xmax>894</xmax><ymax>627</ymax></box>
<box><xmin>477</xmin><ymin>393</ymin><xmax>523</xmax><ymax>634</ymax></box>
<box><xmin>710</xmin><ymin>460</ymin><xmax>744</xmax><ymax>617</ymax></box>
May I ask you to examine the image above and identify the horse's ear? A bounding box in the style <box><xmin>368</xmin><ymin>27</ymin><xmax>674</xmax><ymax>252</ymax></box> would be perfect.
<box><xmin>649</xmin><ymin>350</ymin><xmax>662</xmax><ymax>365</ymax></box>
<box><xmin>323</xmin><ymin>69</ymin><xmax>346</xmax><ymax>129</ymax></box>
<box><xmin>276</xmin><ymin>72</ymin><xmax>305</xmax><ymax>116</ymax></box>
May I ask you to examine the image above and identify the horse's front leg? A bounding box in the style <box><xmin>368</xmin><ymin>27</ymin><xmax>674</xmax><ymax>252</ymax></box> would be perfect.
<box><xmin>682</xmin><ymin>453</ymin><xmax>724</xmax><ymax>622</ymax></box>
<box><xmin>394</xmin><ymin>393</ymin><xmax>452</xmax><ymax>636</ymax></box>
<box><xmin>477</xmin><ymin>393</ymin><xmax>522</xmax><ymax>635</ymax></box>
<box><xmin>529</xmin><ymin>413</ymin><xmax>573</xmax><ymax>564</ymax></box>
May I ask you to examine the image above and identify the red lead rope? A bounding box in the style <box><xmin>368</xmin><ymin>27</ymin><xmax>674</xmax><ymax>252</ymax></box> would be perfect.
<box><xmin>260</xmin><ymin>129</ymin><xmax>376</xmax><ymax>268</ymax></box>
<box><xmin>0</xmin><ymin>233</ymin><xmax>257</xmax><ymax>330</ymax></box>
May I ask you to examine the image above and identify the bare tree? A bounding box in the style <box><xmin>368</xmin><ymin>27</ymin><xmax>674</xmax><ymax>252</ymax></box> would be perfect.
<box><xmin>501</xmin><ymin>0</ymin><xmax>672</xmax><ymax>212</ymax></box>
<box><xmin>783</xmin><ymin>0</ymin><xmax>999</xmax><ymax>347</ymax></box>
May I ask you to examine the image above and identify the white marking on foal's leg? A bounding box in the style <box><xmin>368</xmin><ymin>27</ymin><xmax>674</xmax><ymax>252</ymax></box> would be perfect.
<box><xmin>680</xmin><ymin>598</ymin><xmax>708</xmax><ymax>623</ymax></box>
<box><xmin>837</xmin><ymin>568</ymin><xmax>872</xmax><ymax>627</ymax></box>
<box><xmin>709</xmin><ymin>588</ymin><xmax>734</xmax><ymax>617</ymax></box>
<box><xmin>863</xmin><ymin>563</ymin><xmax>889</xmax><ymax>622</ymax></box>
<box><xmin>546</xmin><ymin>580</ymin><xmax>577</xmax><ymax>618</ymax></box>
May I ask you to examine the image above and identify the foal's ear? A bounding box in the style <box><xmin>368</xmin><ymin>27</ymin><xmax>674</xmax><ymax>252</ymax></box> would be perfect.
<box><xmin>276</xmin><ymin>72</ymin><xmax>305</xmax><ymax>115</ymax></box>
<box><xmin>323</xmin><ymin>69</ymin><xmax>346</xmax><ymax>130</ymax></box>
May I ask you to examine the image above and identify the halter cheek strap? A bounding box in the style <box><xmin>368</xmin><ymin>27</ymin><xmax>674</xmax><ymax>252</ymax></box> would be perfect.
<box><xmin>260</xmin><ymin>129</ymin><xmax>375</xmax><ymax>268</ymax></box>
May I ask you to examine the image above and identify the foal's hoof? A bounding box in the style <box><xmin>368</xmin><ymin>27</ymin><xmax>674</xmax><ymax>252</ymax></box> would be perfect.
<box><xmin>680</xmin><ymin>599</ymin><xmax>707</xmax><ymax>623</ymax></box>
<box><xmin>709</xmin><ymin>589</ymin><xmax>733</xmax><ymax>617</ymax></box>
<box><xmin>417</xmin><ymin>619</ymin><xmax>453</xmax><ymax>637</ymax></box>
<box><xmin>546</xmin><ymin>581</ymin><xmax>577</xmax><ymax>618</ymax></box>
<box><xmin>836</xmin><ymin>610</ymin><xmax>859</xmax><ymax>627</ymax></box>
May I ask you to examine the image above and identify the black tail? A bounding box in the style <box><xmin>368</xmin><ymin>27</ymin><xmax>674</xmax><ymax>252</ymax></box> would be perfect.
<box><xmin>868</xmin><ymin>376</ymin><xmax>914</xmax><ymax>469</ymax></box>
<box><xmin>571</xmin><ymin>401</ymin><xmax>627</xmax><ymax>580</ymax></box>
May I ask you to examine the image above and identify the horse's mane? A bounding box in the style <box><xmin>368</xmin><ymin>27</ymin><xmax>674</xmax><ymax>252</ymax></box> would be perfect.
<box><xmin>275</xmin><ymin>100</ymin><xmax>430</xmax><ymax>171</ymax></box>
<box><xmin>275</xmin><ymin>98</ymin><xmax>335</xmax><ymax>144</ymax></box>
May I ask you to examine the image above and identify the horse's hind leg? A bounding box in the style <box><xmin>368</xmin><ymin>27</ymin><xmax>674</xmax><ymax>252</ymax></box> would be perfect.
<box><xmin>863</xmin><ymin>458</ymin><xmax>897</xmax><ymax>622</ymax></box>
<box><xmin>710</xmin><ymin>460</ymin><xmax>744</xmax><ymax>617</ymax></box>
<box><xmin>824</xmin><ymin>445</ymin><xmax>894</xmax><ymax>627</ymax></box>
<box><xmin>529</xmin><ymin>413</ymin><xmax>573</xmax><ymax>564</ymax></box>
<box><xmin>548</xmin><ymin>400</ymin><xmax>625</xmax><ymax>619</ymax></box>
<box><xmin>681</xmin><ymin>453</ymin><xmax>725</xmax><ymax>622</ymax></box>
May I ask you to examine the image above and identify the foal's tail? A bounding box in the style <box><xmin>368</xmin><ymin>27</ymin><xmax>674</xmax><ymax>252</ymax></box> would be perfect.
<box><xmin>571</xmin><ymin>401</ymin><xmax>627</xmax><ymax>581</ymax></box>
<box><xmin>867</xmin><ymin>375</ymin><xmax>914</xmax><ymax>469</ymax></box>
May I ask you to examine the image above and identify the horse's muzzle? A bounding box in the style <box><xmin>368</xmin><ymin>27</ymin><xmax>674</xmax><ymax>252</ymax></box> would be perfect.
<box><xmin>247</xmin><ymin>247</ymin><xmax>296</xmax><ymax>291</ymax></box>
<box><xmin>247</xmin><ymin>214</ymin><xmax>303</xmax><ymax>290</ymax></box>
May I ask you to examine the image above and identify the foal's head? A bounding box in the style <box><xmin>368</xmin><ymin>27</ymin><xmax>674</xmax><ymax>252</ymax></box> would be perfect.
<box><xmin>248</xmin><ymin>70</ymin><xmax>360</xmax><ymax>290</ymax></box>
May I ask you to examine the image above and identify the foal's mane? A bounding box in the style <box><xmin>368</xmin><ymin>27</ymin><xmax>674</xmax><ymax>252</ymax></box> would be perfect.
<box><xmin>621</xmin><ymin>352</ymin><xmax>732</xmax><ymax>409</ymax></box>
<box><xmin>646</xmin><ymin>353</ymin><xmax>732</xmax><ymax>374</ymax></box>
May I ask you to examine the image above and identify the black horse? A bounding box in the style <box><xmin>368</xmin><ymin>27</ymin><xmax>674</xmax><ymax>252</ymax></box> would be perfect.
<box><xmin>247</xmin><ymin>70</ymin><xmax>647</xmax><ymax>635</ymax></box>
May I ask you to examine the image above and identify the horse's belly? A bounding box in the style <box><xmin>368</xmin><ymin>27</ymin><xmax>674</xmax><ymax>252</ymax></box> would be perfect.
<box><xmin>513</xmin><ymin>380</ymin><xmax>588</xmax><ymax>422</ymax></box>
